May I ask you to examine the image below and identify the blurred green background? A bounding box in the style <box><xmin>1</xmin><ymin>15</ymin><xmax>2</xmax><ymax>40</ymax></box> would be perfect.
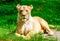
<box><xmin>0</xmin><ymin>0</ymin><xmax>60</xmax><ymax>41</ymax></box>
<box><xmin>0</xmin><ymin>0</ymin><xmax>60</xmax><ymax>25</ymax></box>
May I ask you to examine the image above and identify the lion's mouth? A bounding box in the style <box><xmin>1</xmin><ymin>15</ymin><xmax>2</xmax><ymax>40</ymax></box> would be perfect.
<box><xmin>19</xmin><ymin>15</ymin><xmax>29</xmax><ymax>21</ymax></box>
<box><xmin>20</xmin><ymin>18</ymin><xmax>28</xmax><ymax>21</ymax></box>
<box><xmin>23</xmin><ymin>17</ymin><xmax>26</xmax><ymax>19</ymax></box>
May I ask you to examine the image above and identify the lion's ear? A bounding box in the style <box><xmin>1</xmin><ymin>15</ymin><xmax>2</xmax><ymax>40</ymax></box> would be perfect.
<box><xmin>28</xmin><ymin>5</ymin><xmax>33</xmax><ymax>10</ymax></box>
<box><xmin>16</xmin><ymin>4</ymin><xmax>21</xmax><ymax>9</ymax></box>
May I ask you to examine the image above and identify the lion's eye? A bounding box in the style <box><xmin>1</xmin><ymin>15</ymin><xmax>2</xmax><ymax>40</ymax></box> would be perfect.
<box><xmin>26</xmin><ymin>10</ymin><xmax>28</xmax><ymax>12</ymax></box>
<box><xmin>20</xmin><ymin>10</ymin><xmax>23</xmax><ymax>12</ymax></box>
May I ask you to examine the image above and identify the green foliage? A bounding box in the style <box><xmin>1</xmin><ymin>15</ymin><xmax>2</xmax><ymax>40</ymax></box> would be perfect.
<box><xmin>0</xmin><ymin>0</ymin><xmax>60</xmax><ymax>25</ymax></box>
<box><xmin>0</xmin><ymin>4</ymin><xmax>17</xmax><ymax>15</ymax></box>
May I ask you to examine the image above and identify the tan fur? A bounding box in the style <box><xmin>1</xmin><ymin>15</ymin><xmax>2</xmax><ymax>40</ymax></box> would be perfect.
<box><xmin>15</xmin><ymin>4</ymin><xmax>54</xmax><ymax>39</ymax></box>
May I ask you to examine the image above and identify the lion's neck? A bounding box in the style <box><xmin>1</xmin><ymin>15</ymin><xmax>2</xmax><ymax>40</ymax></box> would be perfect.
<box><xmin>17</xmin><ymin>15</ymin><xmax>32</xmax><ymax>34</ymax></box>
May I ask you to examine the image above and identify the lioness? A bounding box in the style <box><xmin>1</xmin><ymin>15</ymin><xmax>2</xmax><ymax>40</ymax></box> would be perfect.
<box><xmin>15</xmin><ymin>4</ymin><xmax>54</xmax><ymax>39</ymax></box>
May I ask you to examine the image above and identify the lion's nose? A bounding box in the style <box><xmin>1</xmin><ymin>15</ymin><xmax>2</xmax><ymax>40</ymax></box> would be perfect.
<box><xmin>22</xmin><ymin>15</ymin><xmax>26</xmax><ymax>19</ymax></box>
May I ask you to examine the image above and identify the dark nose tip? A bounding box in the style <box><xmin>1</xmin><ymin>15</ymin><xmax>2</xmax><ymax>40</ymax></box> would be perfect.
<box><xmin>20</xmin><ymin>10</ymin><xmax>23</xmax><ymax>12</ymax></box>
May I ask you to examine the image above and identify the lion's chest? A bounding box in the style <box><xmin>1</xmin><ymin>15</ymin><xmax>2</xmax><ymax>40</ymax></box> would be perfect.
<box><xmin>21</xmin><ymin>20</ymin><xmax>33</xmax><ymax>34</ymax></box>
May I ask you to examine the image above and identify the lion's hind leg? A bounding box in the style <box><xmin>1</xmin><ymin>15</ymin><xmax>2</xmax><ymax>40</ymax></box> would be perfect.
<box><xmin>39</xmin><ymin>19</ymin><xmax>54</xmax><ymax>35</ymax></box>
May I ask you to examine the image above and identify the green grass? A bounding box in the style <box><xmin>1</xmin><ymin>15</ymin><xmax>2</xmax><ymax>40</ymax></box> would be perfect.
<box><xmin>49</xmin><ymin>24</ymin><xmax>60</xmax><ymax>30</ymax></box>
<box><xmin>0</xmin><ymin>32</ymin><xmax>57</xmax><ymax>41</ymax></box>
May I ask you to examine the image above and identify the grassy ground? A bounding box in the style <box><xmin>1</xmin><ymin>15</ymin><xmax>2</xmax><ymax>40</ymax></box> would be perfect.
<box><xmin>0</xmin><ymin>33</ymin><xmax>57</xmax><ymax>41</ymax></box>
<box><xmin>0</xmin><ymin>27</ymin><xmax>57</xmax><ymax>41</ymax></box>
